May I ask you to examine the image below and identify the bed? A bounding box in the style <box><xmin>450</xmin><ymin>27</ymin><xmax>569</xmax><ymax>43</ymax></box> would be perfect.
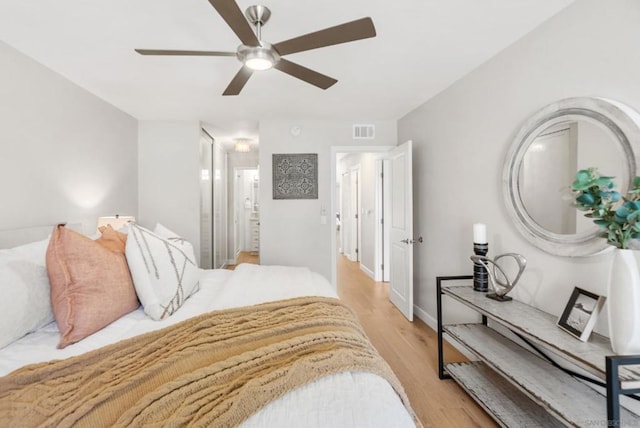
<box><xmin>0</xmin><ymin>223</ymin><xmax>417</xmax><ymax>427</ymax></box>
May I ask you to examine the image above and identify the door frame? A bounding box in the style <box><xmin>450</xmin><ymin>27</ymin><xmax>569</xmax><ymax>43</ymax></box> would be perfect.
<box><xmin>375</xmin><ymin>158</ymin><xmax>391</xmax><ymax>282</ymax></box>
<box><xmin>330</xmin><ymin>145</ymin><xmax>394</xmax><ymax>288</ymax></box>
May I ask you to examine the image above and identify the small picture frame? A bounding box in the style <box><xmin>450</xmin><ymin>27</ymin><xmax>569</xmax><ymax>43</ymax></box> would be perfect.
<box><xmin>557</xmin><ymin>287</ymin><xmax>606</xmax><ymax>342</ymax></box>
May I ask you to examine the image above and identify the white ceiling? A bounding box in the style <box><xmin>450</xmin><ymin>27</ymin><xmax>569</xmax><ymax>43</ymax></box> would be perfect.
<box><xmin>0</xmin><ymin>0</ymin><xmax>575</xmax><ymax>145</ymax></box>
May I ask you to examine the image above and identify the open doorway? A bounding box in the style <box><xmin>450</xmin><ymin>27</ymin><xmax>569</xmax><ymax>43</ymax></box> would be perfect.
<box><xmin>340</xmin><ymin>165</ymin><xmax>360</xmax><ymax>263</ymax></box>
<box><xmin>333</xmin><ymin>142</ymin><xmax>415</xmax><ymax>321</ymax></box>
<box><xmin>331</xmin><ymin>146</ymin><xmax>394</xmax><ymax>286</ymax></box>
<box><xmin>224</xmin><ymin>148</ymin><xmax>259</xmax><ymax>267</ymax></box>
<box><xmin>232</xmin><ymin>167</ymin><xmax>260</xmax><ymax>265</ymax></box>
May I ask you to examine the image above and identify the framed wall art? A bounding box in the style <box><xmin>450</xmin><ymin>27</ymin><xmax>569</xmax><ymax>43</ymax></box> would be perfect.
<box><xmin>557</xmin><ymin>287</ymin><xmax>605</xmax><ymax>342</ymax></box>
<box><xmin>272</xmin><ymin>153</ymin><xmax>318</xmax><ymax>199</ymax></box>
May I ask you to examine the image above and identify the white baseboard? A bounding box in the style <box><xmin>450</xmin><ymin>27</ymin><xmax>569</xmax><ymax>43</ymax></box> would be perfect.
<box><xmin>413</xmin><ymin>304</ymin><xmax>476</xmax><ymax>360</ymax></box>
<box><xmin>413</xmin><ymin>304</ymin><xmax>436</xmax><ymax>330</ymax></box>
<box><xmin>360</xmin><ymin>263</ymin><xmax>374</xmax><ymax>279</ymax></box>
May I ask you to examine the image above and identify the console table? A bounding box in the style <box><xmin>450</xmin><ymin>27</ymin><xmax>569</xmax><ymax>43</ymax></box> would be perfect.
<box><xmin>436</xmin><ymin>276</ymin><xmax>640</xmax><ymax>426</ymax></box>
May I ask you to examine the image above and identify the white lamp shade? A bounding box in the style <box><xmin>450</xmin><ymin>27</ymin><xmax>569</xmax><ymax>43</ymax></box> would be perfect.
<box><xmin>97</xmin><ymin>215</ymin><xmax>136</xmax><ymax>233</ymax></box>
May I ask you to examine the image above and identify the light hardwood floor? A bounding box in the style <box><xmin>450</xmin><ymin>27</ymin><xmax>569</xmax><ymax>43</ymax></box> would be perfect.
<box><xmin>225</xmin><ymin>252</ymin><xmax>496</xmax><ymax>426</ymax></box>
<box><xmin>224</xmin><ymin>251</ymin><xmax>259</xmax><ymax>270</ymax></box>
<box><xmin>336</xmin><ymin>255</ymin><xmax>497</xmax><ymax>428</ymax></box>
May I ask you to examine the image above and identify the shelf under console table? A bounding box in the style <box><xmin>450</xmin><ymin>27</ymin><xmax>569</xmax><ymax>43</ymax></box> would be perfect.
<box><xmin>436</xmin><ymin>278</ymin><xmax>640</xmax><ymax>427</ymax></box>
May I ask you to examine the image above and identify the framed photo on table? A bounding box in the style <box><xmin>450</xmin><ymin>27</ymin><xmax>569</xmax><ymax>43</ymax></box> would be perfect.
<box><xmin>557</xmin><ymin>287</ymin><xmax>605</xmax><ymax>342</ymax></box>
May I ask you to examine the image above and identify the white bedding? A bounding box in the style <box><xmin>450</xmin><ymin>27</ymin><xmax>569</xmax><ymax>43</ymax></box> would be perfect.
<box><xmin>0</xmin><ymin>263</ymin><xmax>415</xmax><ymax>427</ymax></box>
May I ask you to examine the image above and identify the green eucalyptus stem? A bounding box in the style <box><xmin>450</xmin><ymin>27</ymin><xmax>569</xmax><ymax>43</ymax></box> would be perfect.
<box><xmin>571</xmin><ymin>168</ymin><xmax>640</xmax><ymax>249</ymax></box>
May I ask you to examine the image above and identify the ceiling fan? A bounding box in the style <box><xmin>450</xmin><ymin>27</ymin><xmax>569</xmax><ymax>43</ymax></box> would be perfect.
<box><xmin>135</xmin><ymin>0</ymin><xmax>376</xmax><ymax>96</ymax></box>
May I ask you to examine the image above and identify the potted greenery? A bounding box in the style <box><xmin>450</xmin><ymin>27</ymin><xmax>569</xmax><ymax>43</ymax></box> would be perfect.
<box><xmin>572</xmin><ymin>168</ymin><xmax>640</xmax><ymax>248</ymax></box>
<box><xmin>571</xmin><ymin>168</ymin><xmax>640</xmax><ymax>353</ymax></box>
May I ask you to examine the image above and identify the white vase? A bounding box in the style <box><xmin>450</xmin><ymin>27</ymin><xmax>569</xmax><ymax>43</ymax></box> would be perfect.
<box><xmin>608</xmin><ymin>248</ymin><xmax>640</xmax><ymax>354</ymax></box>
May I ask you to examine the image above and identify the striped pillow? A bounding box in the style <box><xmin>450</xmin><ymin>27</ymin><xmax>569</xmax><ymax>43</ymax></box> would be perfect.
<box><xmin>125</xmin><ymin>224</ymin><xmax>200</xmax><ymax>321</ymax></box>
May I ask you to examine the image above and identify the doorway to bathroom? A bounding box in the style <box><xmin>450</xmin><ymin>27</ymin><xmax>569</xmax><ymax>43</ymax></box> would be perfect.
<box><xmin>233</xmin><ymin>167</ymin><xmax>260</xmax><ymax>264</ymax></box>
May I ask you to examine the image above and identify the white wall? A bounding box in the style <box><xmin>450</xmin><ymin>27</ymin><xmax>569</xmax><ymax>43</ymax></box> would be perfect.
<box><xmin>398</xmin><ymin>0</ymin><xmax>640</xmax><ymax>333</ymax></box>
<box><xmin>259</xmin><ymin>120</ymin><xmax>396</xmax><ymax>280</ymax></box>
<box><xmin>138</xmin><ymin>121</ymin><xmax>201</xmax><ymax>262</ymax></box>
<box><xmin>0</xmin><ymin>41</ymin><xmax>137</xmax><ymax>233</ymax></box>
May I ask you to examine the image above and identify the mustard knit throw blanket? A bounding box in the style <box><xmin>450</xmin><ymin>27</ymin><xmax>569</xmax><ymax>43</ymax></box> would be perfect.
<box><xmin>0</xmin><ymin>296</ymin><xmax>415</xmax><ymax>427</ymax></box>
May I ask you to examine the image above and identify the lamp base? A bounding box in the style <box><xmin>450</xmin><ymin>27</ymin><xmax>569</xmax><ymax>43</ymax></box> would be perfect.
<box><xmin>486</xmin><ymin>292</ymin><xmax>512</xmax><ymax>302</ymax></box>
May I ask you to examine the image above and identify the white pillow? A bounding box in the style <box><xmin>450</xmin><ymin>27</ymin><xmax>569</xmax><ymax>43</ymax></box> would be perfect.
<box><xmin>153</xmin><ymin>223</ymin><xmax>198</xmax><ymax>271</ymax></box>
<box><xmin>0</xmin><ymin>238</ymin><xmax>49</xmax><ymax>266</ymax></box>
<box><xmin>0</xmin><ymin>256</ymin><xmax>55</xmax><ymax>349</ymax></box>
<box><xmin>125</xmin><ymin>224</ymin><xmax>200</xmax><ymax>320</ymax></box>
<box><xmin>153</xmin><ymin>223</ymin><xmax>179</xmax><ymax>239</ymax></box>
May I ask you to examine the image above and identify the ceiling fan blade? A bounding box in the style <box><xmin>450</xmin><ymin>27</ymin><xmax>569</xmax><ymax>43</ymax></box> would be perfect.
<box><xmin>223</xmin><ymin>66</ymin><xmax>253</xmax><ymax>96</ymax></box>
<box><xmin>274</xmin><ymin>59</ymin><xmax>337</xmax><ymax>90</ymax></box>
<box><xmin>135</xmin><ymin>49</ymin><xmax>236</xmax><ymax>57</ymax></box>
<box><xmin>273</xmin><ymin>17</ymin><xmax>376</xmax><ymax>56</ymax></box>
<box><xmin>208</xmin><ymin>0</ymin><xmax>260</xmax><ymax>46</ymax></box>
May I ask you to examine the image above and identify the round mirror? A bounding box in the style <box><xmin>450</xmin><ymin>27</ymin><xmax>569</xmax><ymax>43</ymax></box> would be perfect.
<box><xmin>503</xmin><ymin>97</ymin><xmax>640</xmax><ymax>256</ymax></box>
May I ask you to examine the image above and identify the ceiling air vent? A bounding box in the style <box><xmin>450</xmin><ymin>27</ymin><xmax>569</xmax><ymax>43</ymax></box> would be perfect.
<box><xmin>353</xmin><ymin>124</ymin><xmax>375</xmax><ymax>140</ymax></box>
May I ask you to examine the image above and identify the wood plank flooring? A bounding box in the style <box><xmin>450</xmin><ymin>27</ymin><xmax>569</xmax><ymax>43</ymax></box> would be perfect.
<box><xmin>224</xmin><ymin>252</ymin><xmax>496</xmax><ymax>426</ymax></box>
<box><xmin>224</xmin><ymin>251</ymin><xmax>259</xmax><ymax>270</ymax></box>
<box><xmin>336</xmin><ymin>255</ymin><xmax>497</xmax><ymax>428</ymax></box>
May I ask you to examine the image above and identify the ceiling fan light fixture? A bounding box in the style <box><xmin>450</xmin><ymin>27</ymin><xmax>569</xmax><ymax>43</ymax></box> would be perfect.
<box><xmin>245</xmin><ymin>56</ymin><xmax>273</xmax><ymax>71</ymax></box>
<box><xmin>135</xmin><ymin>1</ymin><xmax>376</xmax><ymax>95</ymax></box>
<box><xmin>238</xmin><ymin>43</ymin><xmax>279</xmax><ymax>71</ymax></box>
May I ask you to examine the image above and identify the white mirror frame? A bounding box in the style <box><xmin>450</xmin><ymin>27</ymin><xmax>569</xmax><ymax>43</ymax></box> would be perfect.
<box><xmin>503</xmin><ymin>97</ymin><xmax>640</xmax><ymax>256</ymax></box>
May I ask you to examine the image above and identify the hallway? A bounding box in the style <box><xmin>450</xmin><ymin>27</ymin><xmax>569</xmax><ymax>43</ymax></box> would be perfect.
<box><xmin>336</xmin><ymin>255</ymin><xmax>496</xmax><ymax>428</ymax></box>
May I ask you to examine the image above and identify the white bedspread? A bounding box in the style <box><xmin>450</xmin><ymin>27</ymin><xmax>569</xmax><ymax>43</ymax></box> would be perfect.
<box><xmin>0</xmin><ymin>263</ymin><xmax>415</xmax><ymax>427</ymax></box>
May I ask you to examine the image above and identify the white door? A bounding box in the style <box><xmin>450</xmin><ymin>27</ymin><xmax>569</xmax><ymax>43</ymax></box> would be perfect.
<box><xmin>233</xmin><ymin>171</ymin><xmax>241</xmax><ymax>258</ymax></box>
<box><xmin>341</xmin><ymin>172</ymin><xmax>351</xmax><ymax>256</ymax></box>
<box><xmin>389</xmin><ymin>141</ymin><xmax>414</xmax><ymax>321</ymax></box>
<box><xmin>349</xmin><ymin>168</ymin><xmax>359</xmax><ymax>262</ymax></box>
<box><xmin>383</xmin><ymin>158</ymin><xmax>391</xmax><ymax>282</ymax></box>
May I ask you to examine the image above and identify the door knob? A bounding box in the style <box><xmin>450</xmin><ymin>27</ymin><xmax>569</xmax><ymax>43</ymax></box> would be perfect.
<box><xmin>401</xmin><ymin>236</ymin><xmax>423</xmax><ymax>244</ymax></box>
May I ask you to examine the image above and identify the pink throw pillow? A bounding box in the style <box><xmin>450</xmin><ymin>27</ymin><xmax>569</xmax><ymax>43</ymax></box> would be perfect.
<box><xmin>46</xmin><ymin>224</ymin><xmax>139</xmax><ymax>348</ymax></box>
<box><xmin>97</xmin><ymin>225</ymin><xmax>128</xmax><ymax>253</ymax></box>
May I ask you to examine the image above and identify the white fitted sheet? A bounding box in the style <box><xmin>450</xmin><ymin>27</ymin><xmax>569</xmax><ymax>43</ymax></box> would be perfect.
<box><xmin>0</xmin><ymin>263</ymin><xmax>415</xmax><ymax>427</ymax></box>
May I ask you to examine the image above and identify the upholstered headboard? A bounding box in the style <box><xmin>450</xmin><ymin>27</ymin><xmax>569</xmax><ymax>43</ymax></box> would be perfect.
<box><xmin>0</xmin><ymin>223</ymin><xmax>83</xmax><ymax>249</ymax></box>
